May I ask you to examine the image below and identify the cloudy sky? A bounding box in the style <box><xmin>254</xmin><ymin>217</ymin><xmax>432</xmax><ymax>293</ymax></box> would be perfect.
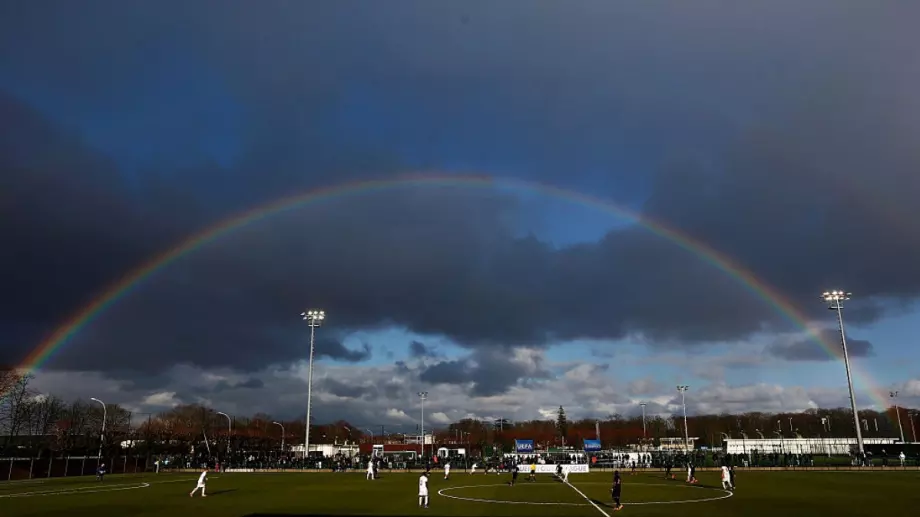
<box><xmin>2</xmin><ymin>1</ymin><xmax>919</xmax><ymax>430</ymax></box>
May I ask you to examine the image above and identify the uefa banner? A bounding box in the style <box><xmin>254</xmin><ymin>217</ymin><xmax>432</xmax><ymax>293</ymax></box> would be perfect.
<box><xmin>516</xmin><ymin>464</ymin><xmax>590</xmax><ymax>474</ymax></box>
<box><xmin>583</xmin><ymin>439</ymin><xmax>601</xmax><ymax>451</ymax></box>
<box><xmin>515</xmin><ymin>439</ymin><xmax>534</xmax><ymax>453</ymax></box>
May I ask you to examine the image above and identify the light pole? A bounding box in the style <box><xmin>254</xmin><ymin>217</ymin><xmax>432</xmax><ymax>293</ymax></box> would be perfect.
<box><xmin>216</xmin><ymin>411</ymin><xmax>232</xmax><ymax>456</ymax></box>
<box><xmin>720</xmin><ymin>432</ymin><xmax>730</xmax><ymax>451</ymax></box>
<box><xmin>822</xmin><ymin>290</ymin><xmax>864</xmax><ymax>455</ymax></box>
<box><xmin>365</xmin><ymin>428</ymin><xmax>375</xmax><ymax>444</ymax></box>
<box><xmin>773</xmin><ymin>430</ymin><xmax>784</xmax><ymax>455</ymax></box>
<box><xmin>640</xmin><ymin>403</ymin><xmax>647</xmax><ymax>439</ymax></box>
<box><xmin>90</xmin><ymin>397</ymin><xmax>107</xmax><ymax>467</ymax></box>
<box><xmin>890</xmin><ymin>391</ymin><xmax>905</xmax><ymax>442</ymax></box>
<box><xmin>272</xmin><ymin>421</ymin><xmax>286</xmax><ymax>453</ymax></box>
<box><xmin>909</xmin><ymin>412</ymin><xmax>917</xmax><ymax>443</ymax></box>
<box><xmin>676</xmin><ymin>386</ymin><xmax>690</xmax><ymax>452</ymax></box>
<box><xmin>301</xmin><ymin>309</ymin><xmax>325</xmax><ymax>460</ymax></box>
<box><xmin>418</xmin><ymin>392</ymin><xmax>428</xmax><ymax>460</ymax></box>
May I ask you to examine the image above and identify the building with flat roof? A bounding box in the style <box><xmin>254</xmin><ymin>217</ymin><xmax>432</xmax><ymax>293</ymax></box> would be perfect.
<box><xmin>723</xmin><ymin>437</ymin><xmax>899</xmax><ymax>455</ymax></box>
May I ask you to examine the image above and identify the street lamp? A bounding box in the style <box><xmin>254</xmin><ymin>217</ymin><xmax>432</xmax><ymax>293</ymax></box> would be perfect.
<box><xmin>418</xmin><ymin>392</ymin><xmax>428</xmax><ymax>459</ymax></box>
<box><xmin>90</xmin><ymin>397</ymin><xmax>107</xmax><ymax>467</ymax></box>
<box><xmin>890</xmin><ymin>391</ymin><xmax>905</xmax><ymax>442</ymax></box>
<box><xmin>301</xmin><ymin>309</ymin><xmax>326</xmax><ymax>460</ymax></box>
<box><xmin>676</xmin><ymin>386</ymin><xmax>690</xmax><ymax>452</ymax></box>
<box><xmin>822</xmin><ymin>290</ymin><xmax>864</xmax><ymax>454</ymax></box>
<box><xmin>272</xmin><ymin>421</ymin><xmax>286</xmax><ymax>452</ymax></box>
<box><xmin>216</xmin><ymin>411</ymin><xmax>232</xmax><ymax>455</ymax></box>
<box><xmin>639</xmin><ymin>403</ymin><xmax>647</xmax><ymax>439</ymax></box>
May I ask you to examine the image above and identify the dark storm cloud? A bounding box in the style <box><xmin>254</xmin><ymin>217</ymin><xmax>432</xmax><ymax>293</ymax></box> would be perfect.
<box><xmin>212</xmin><ymin>377</ymin><xmax>264</xmax><ymax>392</ymax></box>
<box><xmin>408</xmin><ymin>341</ymin><xmax>439</xmax><ymax>359</ymax></box>
<box><xmin>2</xmin><ymin>1</ymin><xmax>919</xmax><ymax>384</ymax></box>
<box><xmin>315</xmin><ymin>339</ymin><xmax>372</xmax><ymax>363</ymax></box>
<box><xmin>766</xmin><ymin>330</ymin><xmax>874</xmax><ymax>362</ymax></box>
<box><xmin>322</xmin><ymin>378</ymin><xmax>377</xmax><ymax>400</ymax></box>
<box><xmin>419</xmin><ymin>349</ymin><xmax>550</xmax><ymax>397</ymax></box>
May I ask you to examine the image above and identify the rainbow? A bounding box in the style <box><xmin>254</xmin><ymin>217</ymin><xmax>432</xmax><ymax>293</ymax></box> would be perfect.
<box><xmin>9</xmin><ymin>173</ymin><xmax>888</xmax><ymax>408</ymax></box>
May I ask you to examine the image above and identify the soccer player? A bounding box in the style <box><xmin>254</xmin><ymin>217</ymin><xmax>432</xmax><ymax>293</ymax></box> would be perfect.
<box><xmin>470</xmin><ymin>462</ymin><xmax>477</xmax><ymax>474</ymax></box>
<box><xmin>690</xmin><ymin>462</ymin><xmax>698</xmax><ymax>484</ymax></box>
<box><xmin>729</xmin><ymin>465</ymin><xmax>735</xmax><ymax>489</ymax></box>
<box><xmin>555</xmin><ymin>463</ymin><xmax>563</xmax><ymax>482</ymax></box>
<box><xmin>418</xmin><ymin>471</ymin><xmax>429</xmax><ymax>509</ymax></box>
<box><xmin>665</xmin><ymin>458</ymin><xmax>673</xmax><ymax>479</ymax></box>
<box><xmin>686</xmin><ymin>462</ymin><xmax>693</xmax><ymax>483</ymax></box>
<box><xmin>611</xmin><ymin>470</ymin><xmax>623</xmax><ymax>511</ymax></box>
<box><xmin>189</xmin><ymin>467</ymin><xmax>208</xmax><ymax>498</ymax></box>
<box><xmin>444</xmin><ymin>462</ymin><xmax>451</xmax><ymax>480</ymax></box>
<box><xmin>509</xmin><ymin>464</ymin><xmax>519</xmax><ymax>486</ymax></box>
<box><xmin>529</xmin><ymin>462</ymin><xmax>536</xmax><ymax>482</ymax></box>
<box><xmin>721</xmin><ymin>465</ymin><xmax>733</xmax><ymax>491</ymax></box>
<box><xmin>366</xmin><ymin>458</ymin><xmax>375</xmax><ymax>480</ymax></box>
<box><xmin>96</xmin><ymin>464</ymin><xmax>106</xmax><ymax>482</ymax></box>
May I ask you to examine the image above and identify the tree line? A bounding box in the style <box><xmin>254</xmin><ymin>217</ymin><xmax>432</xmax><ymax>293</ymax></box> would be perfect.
<box><xmin>2</xmin><ymin>370</ymin><xmax>916</xmax><ymax>458</ymax></box>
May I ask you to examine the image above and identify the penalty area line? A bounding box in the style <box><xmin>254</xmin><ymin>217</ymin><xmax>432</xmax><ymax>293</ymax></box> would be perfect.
<box><xmin>564</xmin><ymin>480</ymin><xmax>611</xmax><ymax>517</ymax></box>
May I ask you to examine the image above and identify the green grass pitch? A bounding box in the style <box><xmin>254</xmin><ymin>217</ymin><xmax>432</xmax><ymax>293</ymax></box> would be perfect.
<box><xmin>1</xmin><ymin>470</ymin><xmax>917</xmax><ymax>517</ymax></box>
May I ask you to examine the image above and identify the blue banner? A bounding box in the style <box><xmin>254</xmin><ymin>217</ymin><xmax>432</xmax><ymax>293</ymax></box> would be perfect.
<box><xmin>515</xmin><ymin>439</ymin><xmax>534</xmax><ymax>453</ymax></box>
<box><xmin>583</xmin><ymin>439</ymin><xmax>601</xmax><ymax>451</ymax></box>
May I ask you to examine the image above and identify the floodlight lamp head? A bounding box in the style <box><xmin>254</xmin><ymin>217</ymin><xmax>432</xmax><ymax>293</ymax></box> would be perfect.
<box><xmin>822</xmin><ymin>290</ymin><xmax>851</xmax><ymax>302</ymax></box>
<box><xmin>303</xmin><ymin>309</ymin><xmax>326</xmax><ymax>325</ymax></box>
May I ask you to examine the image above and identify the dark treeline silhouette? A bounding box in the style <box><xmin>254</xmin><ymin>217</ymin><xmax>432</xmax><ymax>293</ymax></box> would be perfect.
<box><xmin>2</xmin><ymin>369</ymin><xmax>917</xmax><ymax>460</ymax></box>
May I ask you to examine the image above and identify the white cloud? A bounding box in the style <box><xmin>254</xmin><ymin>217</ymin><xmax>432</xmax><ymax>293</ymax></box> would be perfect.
<box><xmin>26</xmin><ymin>353</ymin><xmax>910</xmax><ymax>429</ymax></box>
<box><xmin>142</xmin><ymin>391</ymin><xmax>181</xmax><ymax>408</ymax></box>
<box><xmin>429</xmin><ymin>412</ymin><xmax>451</xmax><ymax>424</ymax></box>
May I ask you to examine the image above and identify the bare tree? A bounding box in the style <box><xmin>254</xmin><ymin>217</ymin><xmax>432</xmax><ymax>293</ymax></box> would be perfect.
<box><xmin>0</xmin><ymin>372</ymin><xmax>34</xmax><ymax>448</ymax></box>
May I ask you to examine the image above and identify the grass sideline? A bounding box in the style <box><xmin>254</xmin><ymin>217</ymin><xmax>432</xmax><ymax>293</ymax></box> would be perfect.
<box><xmin>1</xmin><ymin>470</ymin><xmax>917</xmax><ymax>517</ymax></box>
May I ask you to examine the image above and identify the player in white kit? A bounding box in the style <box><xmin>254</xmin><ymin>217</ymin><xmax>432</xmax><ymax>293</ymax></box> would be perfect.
<box><xmin>189</xmin><ymin>467</ymin><xmax>208</xmax><ymax>497</ymax></box>
<box><xmin>418</xmin><ymin>471</ymin><xmax>429</xmax><ymax>508</ymax></box>
<box><xmin>443</xmin><ymin>462</ymin><xmax>450</xmax><ymax>480</ymax></box>
<box><xmin>720</xmin><ymin>465</ymin><xmax>733</xmax><ymax>491</ymax></box>
<box><xmin>470</xmin><ymin>462</ymin><xmax>477</xmax><ymax>474</ymax></box>
<box><xmin>366</xmin><ymin>459</ymin><xmax>375</xmax><ymax>480</ymax></box>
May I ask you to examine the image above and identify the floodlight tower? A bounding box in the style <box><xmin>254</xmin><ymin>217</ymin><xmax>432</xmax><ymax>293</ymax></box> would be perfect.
<box><xmin>639</xmin><ymin>403</ymin><xmax>647</xmax><ymax>438</ymax></box>
<box><xmin>418</xmin><ymin>392</ymin><xmax>428</xmax><ymax>459</ymax></box>
<box><xmin>676</xmin><ymin>386</ymin><xmax>690</xmax><ymax>452</ymax></box>
<box><xmin>822</xmin><ymin>290</ymin><xmax>864</xmax><ymax>454</ymax></box>
<box><xmin>302</xmin><ymin>309</ymin><xmax>326</xmax><ymax>460</ymax></box>
<box><xmin>890</xmin><ymin>391</ymin><xmax>905</xmax><ymax>442</ymax></box>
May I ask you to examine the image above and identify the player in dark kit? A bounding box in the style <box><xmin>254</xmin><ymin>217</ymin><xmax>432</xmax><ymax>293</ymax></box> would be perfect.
<box><xmin>611</xmin><ymin>470</ymin><xmax>623</xmax><ymax>511</ymax></box>
<box><xmin>509</xmin><ymin>465</ymin><xmax>519</xmax><ymax>486</ymax></box>
<box><xmin>664</xmin><ymin>458</ymin><xmax>673</xmax><ymax>479</ymax></box>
